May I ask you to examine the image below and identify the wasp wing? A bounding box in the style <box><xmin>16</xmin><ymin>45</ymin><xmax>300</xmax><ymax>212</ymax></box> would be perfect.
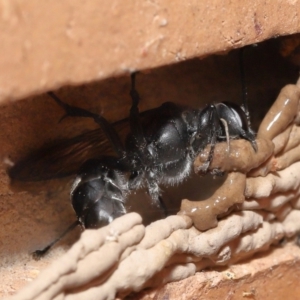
<box><xmin>9</xmin><ymin>119</ymin><xmax>130</xmax><ymax>182</ymax></box>
<box><xmin>8</xmin><ymin>102</ymin><xmax>178</xmax><ymax>182</ymax></box>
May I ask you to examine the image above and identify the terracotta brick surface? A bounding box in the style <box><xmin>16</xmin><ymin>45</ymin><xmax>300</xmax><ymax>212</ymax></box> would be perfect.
<box><xmin>0</xmin><ymin>0</ymin><xmax>300</xmax><ymax>103</ymax></box>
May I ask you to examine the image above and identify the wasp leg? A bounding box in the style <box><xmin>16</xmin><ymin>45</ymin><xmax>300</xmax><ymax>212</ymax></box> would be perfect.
<box><xmin>128</xmin><ymin>72</ymin><xmax>148</xmax><ymax>148</ymax></box>
<box><xmin>158</xmin><ymin>196</ymin><xmax>168</xmax><ymax>217</ymax></box>
<box><xmin>48</xmin><ymin>92</ymin><xmax>126</xmax><ymax>158</ymax></box>
<box><xmin>237</xmin><ymin>128</ymin><xmax>257</xmax><ymax>151</ymax></box>
<box><xmin>32</xmin><ymin>220</ymin><xmax>79</xmax><ymax>260</ymax></box>
<box><xmin>146</xmin><ymin>175</ymin><xmax>168</xmax><ymax>216</ymax></box>
<box><xmin>128</xmin><ymin>74</ymin><xmax>169</xmax><ymax>216</ymax></box>
<box><xmin>196</xmin><ymin>105</ymin><xmax>219</xmax><ymax>173</ymax></box>
<box><xmin>202</xmin><ymin>130</ymin><xmax>217</xmax><ymax>173</ymax></box>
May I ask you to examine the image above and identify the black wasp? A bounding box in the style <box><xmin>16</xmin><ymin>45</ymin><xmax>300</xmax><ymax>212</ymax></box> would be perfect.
<box><xmin>9</xmin><ymin>73</ymin><xmax>256</xmax><ymax>233</ymax></box>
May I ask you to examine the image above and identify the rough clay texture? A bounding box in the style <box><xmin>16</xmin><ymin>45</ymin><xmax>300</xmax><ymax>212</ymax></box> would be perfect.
<box><xmin>135</xmin><ymin>242</ymin><xmax>300</xmax><ymax>300</ymax></box>
<box><xmin>0</xmin><ymin>0</ymin><xmax>300</xmax><ymax>104</ymax></box>
<box><xmin>6</xmin><ymin>76</ymin><xmax>300</xmax><ymax>299</ymax></box>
